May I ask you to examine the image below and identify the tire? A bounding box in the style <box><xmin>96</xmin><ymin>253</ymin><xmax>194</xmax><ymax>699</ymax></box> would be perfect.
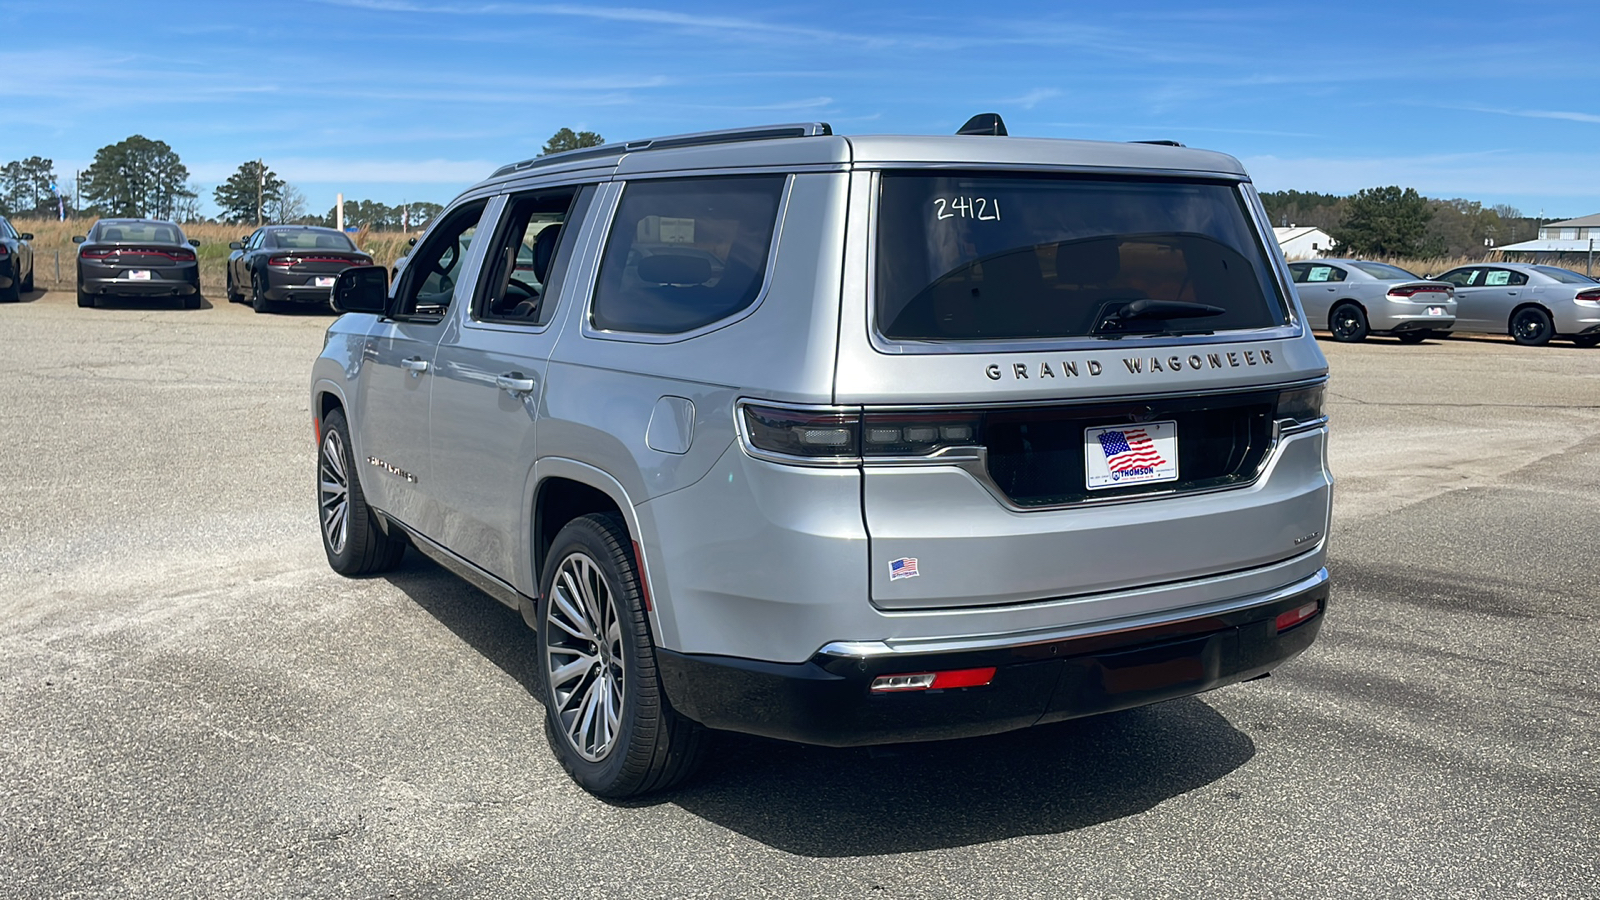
<box><xmin>20</xmin><ymin>261</ymin><xmax>33</xmax><ymax>294</ymax></box>
<box><xmin>1395</xmin><ymin>330</ymin><xmax>1429</xmax><ymax>344</ymax></box>
<box><xmin>1328</xmin><ymin>303</ymin><xmax>1368</xmax><ymax>342</ymax></box>
<box><xmin>1572</xmin><ymin>334</ymin><xmax>1599</xmax><ymax>348</ymax></box>
<box><xmin>318</xmin><ymin>408</ymin><xmax>406</xmax><ymax>576</ymax></box>
<box><xmin>538</xmin><ymin>513</ymin><xmax>708</xmax><ymax>797</ymax></box>
<box><xmin>77</xmin><ymin>286</ymin><xmax>94</xmax><ymax>308</ymax></box>
<box><xmin>182</xmin><ymin>294</ymin><xmax>202</xmax><ymax>310</ymax></box>
<box><xmin>1509</xmin><ymin>307</ymin><xmax>1554</xmax><ymax>346</ymax></box>
<box><xmin>251</xmin><ymin>273</ymin><xmax>272</xmax><ymax>314</ymax></box>
<box><xmin>226</xmin><ymin>271</ymin><xmax>242</xmax><ymax>303</ymax></box>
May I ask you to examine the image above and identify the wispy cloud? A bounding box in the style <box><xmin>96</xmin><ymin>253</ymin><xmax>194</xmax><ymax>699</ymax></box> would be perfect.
<box><xmin>1004</xmin><ymin>89</ymin><xmax>1060</xmax><ymax>110</ymax></box>
<box><xmin>1452</xmin><ymin>105</ymin><xmax>1600</xmax><ymax>125</ymax></box>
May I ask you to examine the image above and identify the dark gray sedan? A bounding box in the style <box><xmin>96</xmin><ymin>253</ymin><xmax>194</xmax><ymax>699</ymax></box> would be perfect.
<box><xmin>226</xmin><ymin>226</ymin><xmax>373</xmax><ymax>314</ymax></box>
<box><xmin>0</xmin><ymin>215</ymin><xmax>36</xmax><ymax>303</ymax></box>
<box><xmin>1432</xmin><ymin>263</ymin><xmax>1600</xmax><ymax>347</ymax></box>
<box><xmin>1289</xmin><ymin>259</ymin><xmax>1456</xmax><ymax>343</ymax></box>
<box><xmin>73</xmin><ymin>218</ymin><xmax>201</xmax><ymax>309</ymax></box>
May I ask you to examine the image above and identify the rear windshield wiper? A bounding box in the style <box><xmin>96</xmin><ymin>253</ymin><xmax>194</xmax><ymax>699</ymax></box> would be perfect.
<box><xmin>1094</xmin><ymin>298</ymin><xmax>1226</xmax><ymax>335</ymax></box>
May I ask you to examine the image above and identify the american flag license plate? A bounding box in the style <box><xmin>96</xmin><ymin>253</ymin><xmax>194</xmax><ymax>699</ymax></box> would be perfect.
<box><xmin>1084</xmin><ymin>421</ymin><xmax>1179</xmax><ymax>490</ymax></box>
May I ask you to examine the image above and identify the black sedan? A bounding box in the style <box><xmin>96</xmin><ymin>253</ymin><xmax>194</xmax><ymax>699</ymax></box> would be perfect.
<box><xmin>73</xmin><ymin>218</ymin><xmax>201</xmax><ymax>309</ymax></box>
<box><xmin>227</xmin><ymin>226</ymin><xmax>373</xmax><ymax>313</ymax></box>
<box><xmin>0</xmin><ymin>215</ymin><xmax>36</xmax><ymax>303</ymax></box>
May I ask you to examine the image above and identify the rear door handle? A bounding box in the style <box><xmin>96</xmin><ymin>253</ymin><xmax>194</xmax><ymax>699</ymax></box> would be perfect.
<box><xmin>400</xmin><ymin>357</ymin><xmax>429</xmax><ymax>373</ymax></box>
<box><xmin>496</xmin><ymin>373</ymin><xmax>536</xmax><ymax>394</ymax></box>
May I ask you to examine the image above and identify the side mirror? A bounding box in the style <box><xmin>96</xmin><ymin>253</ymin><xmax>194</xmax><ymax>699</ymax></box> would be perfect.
<box><xmin>72</xmin><ymin>235</ymin><xmax>86</xmax><ymax>244</ymax></box>
<box><xmin>188</xmin><ymin>239</ymin><xmax>201</xmax><ymax>247</ymax></box>
<box><xmin>229</xmin><ymin>241</ymin><xmax>244</xmax><ymax>250</ymax></box>
<box><xmin>18</xmin><ymin>233</ymin><xmax>33</xmax><ymax>241</ymax></box>
<box><xmin>331</xmin><ymin>265</ymin><xmax>390</xmax><ymax>315</ymax></box>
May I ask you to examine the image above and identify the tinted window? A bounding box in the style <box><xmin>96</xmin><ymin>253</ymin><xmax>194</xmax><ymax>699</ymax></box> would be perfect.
<box><xmin>592</xmin><ymin>176</ymin><xmax>785</xmax><ymax>334</ymax></box>
<box><xmin>270</xmin><ymin>230</ymin><xmax>356</xmax><ymax>251</ymax></box>
<box><xmin>475</xmin><ymin>186</ymin><xmax>592</xmax><ymax>325</ymax></box>
<box><xmin>394</xmin><ymin>201</ymin><xmax>486</xmax><ymax>319</ymax></box>
<box><xmin>1436</xmin><ymin>268</ymin><xmax>1477</xmax><ymax>287</ymax></box>
<box><xmin>94</xmin><ymin>221</ymin><xmax>183</xmax><ymax>244</ymax></box>
<box><xmin>876</xmin><ymin>174</ymin><xmax>1287</xmax><ymax>341</ymax></box>
<box><xmin>1350</xmin><ymin>261</ymin><xmax>1419</xmax><ymax>280</ymax></box>
<box><xmin>1288</xmin><ymin>263</ymin><xmax>1310</xmax><ymax>283</ymax></box>
<box><xmin>1531</xmin><ymin>265</ymin><xmax>1596</xmax><ymax>284</ymax></box>
<box><xmin>0</xmin><ymin>218</ymin><xmax>14</xmax><ymax>239</ymax></box>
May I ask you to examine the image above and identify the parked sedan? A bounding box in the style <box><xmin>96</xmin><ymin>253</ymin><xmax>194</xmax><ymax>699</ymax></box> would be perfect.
<box><xmin>0</xmin><ymin>215</ymin><xmax>35</xmax><ymax>303</ymax></box>
<box><xmin>1289</xmin><ymin>259</ymin><xmax>1456</xmax><ymax>343</ymax></box>
<box><xmin>1432</xmin><ymin>263</ymin><xmax>1600</xmax><ymax>347</ymax></box>
<box><xmin>227</xmin><ymin>226</ymin><xmax>374</xmax><ymax>313</ymax></box>
<box><xmin>73</xmin><ymin>218</ymin><xmax>201</xmax><ymax>309</ymax></box>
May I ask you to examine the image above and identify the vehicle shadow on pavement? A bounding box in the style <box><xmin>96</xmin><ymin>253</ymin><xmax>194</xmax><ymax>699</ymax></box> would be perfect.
<box><xmin>87</xmin><ymin>295</ymin><xmax>215</xmax><ymax>310</ymax></box>
<box><xmin>382</xmin><ymin>553</ymin><xmax>1256</xmax><ymax>855</ymax></box>
<box><xmin>665</xmin><ymin>699</ymin><xmax>1254</xmax><ymax>856</ymax></box>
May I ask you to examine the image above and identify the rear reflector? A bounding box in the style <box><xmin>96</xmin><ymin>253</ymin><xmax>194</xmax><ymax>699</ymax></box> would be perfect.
<box><xmin>870</xmin><ymin>667</ymin><xmax>996</xmax><ymax>692</ymax></box>
<box><xmin>1275</xmin><ymin>601</ymin><xmax>1320</xmax><ymax>632</ymax></box>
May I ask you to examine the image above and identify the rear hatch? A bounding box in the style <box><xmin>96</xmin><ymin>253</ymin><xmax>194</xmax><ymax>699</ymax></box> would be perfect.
<box><xmin>842</xmin><ymin>168</ymin><xmax>1330</xmax><ymax>610</ymax></box>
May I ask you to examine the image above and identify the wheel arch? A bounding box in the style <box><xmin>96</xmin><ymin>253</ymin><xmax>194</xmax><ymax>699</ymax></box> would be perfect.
<box><xmin>1508</xmin><ymin>301</ymin><xmax>1556</xmax><ymax>332</ymax></box>
<box><xmin>526</xmin><ymin>459</ymin><xmax>667</xmax><ymax>641</ymax></box>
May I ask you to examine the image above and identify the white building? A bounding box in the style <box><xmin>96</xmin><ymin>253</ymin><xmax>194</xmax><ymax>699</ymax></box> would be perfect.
<box><xmin>1273</xmin><ymin>226</ymin><xmax>1335</xmax><ymax>259</ymax></box>
<box><xmin>1497</xmin><ymin>213</ymin><xmax>1600</xmax><ymax>271</ymax></box>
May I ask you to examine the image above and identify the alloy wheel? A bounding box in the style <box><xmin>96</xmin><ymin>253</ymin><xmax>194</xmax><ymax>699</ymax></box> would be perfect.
<box><xmin>318</xmin><ymin>428</ymin><xmax>350</xmax><ymax>555</ymax></box>
<box><xmin>545</xmin><ymin>551</ymin><xmax>626</xmax><ymax>762</ymax></box>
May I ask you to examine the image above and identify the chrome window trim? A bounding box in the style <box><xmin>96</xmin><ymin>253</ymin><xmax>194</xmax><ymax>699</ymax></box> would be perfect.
<box><xmin>817</xmin><ymin>567</ymin><xmax>1329</xmax><ymax>657</ymax></box>
<box><xmin>862</xmin><ymin>171</ymin><xmax>1305</xmax><ymax>356</ymax></box>
<box><xmin>580</xmin><ymin>174</ymin><xmax>796</xmax><ymax>345</ymax></box>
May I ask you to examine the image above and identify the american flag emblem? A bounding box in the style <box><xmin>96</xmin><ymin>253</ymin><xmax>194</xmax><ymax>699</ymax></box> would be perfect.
<box><xmin>1097</xmin><ymin>428</ymin><xmax>1167</xmax><ymax>475</ymax></box>
<box><xmin>889</xmin><ymin>557</ymin><xmax>920</xmax><ymax>581</ymax></box>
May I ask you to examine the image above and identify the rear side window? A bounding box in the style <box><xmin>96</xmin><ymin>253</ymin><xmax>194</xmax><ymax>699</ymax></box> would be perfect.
<box><xmin>1350</xmin><ymin>261</ymin><xmax>1418</xmax><ymax>280</ymax></box>
<box><xmin>876</xmin><ymin>174</ymin><xmax>1288</xmax><ymax>341</ymax></box>
<box><xmin>591</xmin><ymin>175</ymin><xmax>785</xmax><ymax>335</ymax></box>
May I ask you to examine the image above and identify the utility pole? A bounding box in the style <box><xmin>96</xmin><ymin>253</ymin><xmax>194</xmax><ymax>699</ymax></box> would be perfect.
<box><xmin>335</xmin><ymin>193</ymin><xmax>344</xmax><ymax>232</ymax></box>
<box><xmin>256</xmin><ymin>158</ymin><xmax>264</xmax><ymax>226</ymax></box>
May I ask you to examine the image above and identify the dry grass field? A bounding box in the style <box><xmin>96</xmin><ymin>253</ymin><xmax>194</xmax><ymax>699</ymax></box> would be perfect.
<box><xmin>11</xmin><ymin>216</ymin><xmax>1511</xmax><ymax>296</ymax></box>
<box><xmin>10</xmin><ymin>218</ymin><xmax>420</xmax><ymax>293</ymax></box>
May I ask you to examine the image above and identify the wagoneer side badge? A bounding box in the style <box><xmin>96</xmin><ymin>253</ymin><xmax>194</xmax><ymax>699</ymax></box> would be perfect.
<box><xmin>986</xmin><ymin>349</ymin><xmax>1276</xmax><ymax>381</ymax></box>
<box><xmin>367</xmin><ymin>456</ymin><xmax>418</xmax><ymax>484</ymax></box>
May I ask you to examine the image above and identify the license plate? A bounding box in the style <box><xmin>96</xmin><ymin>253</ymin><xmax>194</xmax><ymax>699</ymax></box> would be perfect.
<box><xmin>315</xmin><ymin>276</ymin><xmax>336</xmax><ymax>288</ymax></box>
<box><xmin>1085</xmin><ymin>420</ymin><xmax>1179</xmax><ymax>490</ymax></box>
<box><xmin>128</xmin><ymin>270</ymin><xmax>151</xmax><ymax>281</ymax></box>
<box><xmin>1426</xmin><ymin>306</ymin><xmax>1445</xmax><ymax>316</ymax></box>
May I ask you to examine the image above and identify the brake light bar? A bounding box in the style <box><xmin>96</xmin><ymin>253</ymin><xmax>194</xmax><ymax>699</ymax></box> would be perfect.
<box><xmin>79</xmin><ymin>247</ymin><xmax>194</xmax><ymax>261</ymax></box>
<box><xmin>1387</xmin><ymin>284</ymin><xmax>1449</xmax><ymax>298</ymax></box>
<box><xmin>268</xmin><ymin>256</ymin><xmax>295</xmax><ymax>267</ymax></box>
<box><xmin>870</xmin><ymin>667</ymin><xmax>996</xmax><ymax>692</ymax></box>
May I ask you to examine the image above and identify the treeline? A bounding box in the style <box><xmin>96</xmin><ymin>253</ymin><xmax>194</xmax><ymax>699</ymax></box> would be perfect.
<box><xmin>0</xmin><ymin>135</ymin><xmax>447</xmax><ymax>231</ymax></box>
<box><xmin>1261</xmin><ymin>189</ymin><xmax>1550</xmax><ymax>258</ymax></box>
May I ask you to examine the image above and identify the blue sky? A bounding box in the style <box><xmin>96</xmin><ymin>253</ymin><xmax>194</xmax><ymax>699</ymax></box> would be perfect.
<box><xmin>3</xmin><ymin>0</ymin><xmax>1597</xmax><ymax>219</ymax></box>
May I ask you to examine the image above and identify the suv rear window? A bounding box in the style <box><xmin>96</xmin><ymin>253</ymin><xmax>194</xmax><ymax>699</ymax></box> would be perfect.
<box><xmin>875</xmin><ymin>174</ymin><xmax>1287</xmax><ymax>341</ymax></box>
<box><xmin>592</xmin><ymin>175</ymin><xmax>785</xmax><ymax>335</ymax></box>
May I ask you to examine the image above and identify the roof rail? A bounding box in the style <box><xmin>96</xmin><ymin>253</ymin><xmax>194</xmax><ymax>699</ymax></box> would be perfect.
<box><xmin>490</xmin><ymin>122</ymin><xmax>833</xmax><ymax>179</ymax></box>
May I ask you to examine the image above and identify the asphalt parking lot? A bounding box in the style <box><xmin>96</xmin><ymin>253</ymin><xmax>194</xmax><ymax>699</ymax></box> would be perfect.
<box><xmin>2</xmin><ymin>288</ymin><xmax>1597</xmax><ymax>899</ymax></box>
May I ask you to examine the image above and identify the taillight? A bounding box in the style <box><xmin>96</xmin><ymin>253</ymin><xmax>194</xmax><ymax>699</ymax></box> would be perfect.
<box><xmin>1387</xmin><ymin>284</ymin><xmax>1448</xmax><ymax>298</ymax></box>
<box><xmin>0</xmin><ymin>244</ymin><xmax>8</xmax><ymax>257</ymax></box>
<box><xmin>742</xmin><ymin>406</ymin><xmax>859</xmax><ymax>459</ymax></box>
<box><xmin>741</xmin><ymin>405</ymin><xmax>984</xmax><ymax>461</ymax></box>
<box><xmin>860</xmin><ymin>411</ymin><xmax>982</xmax><ymax>457</ymax></box>
<box><xmin>169</xmin><ymin>248</ymin><xmax>195</xmax><ymax>262</ymax></box>
<box><xmin>1276</xmin><ymin>384</ymin><xmax>1326</xmax><ymax>426</ymax></box>
<box><xmin>1576</xmin><ymin>288</ymin><xmax>1600</xmax><ymax>306</ymax></box>
<box><xmin>80</xmin><ymin>248</ymin><xmax>113</xmax><ymax>259</ymax></box>
<box><xmin>268</xmin><ymin>256</ymin><xmax>295</xmax><ymax>267</ymax></box>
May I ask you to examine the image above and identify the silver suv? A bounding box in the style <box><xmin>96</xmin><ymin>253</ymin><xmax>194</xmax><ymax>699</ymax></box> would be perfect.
<box><xmin>312</xmin><ymin>117</ymin><xmax>1333</xmax><ymax>797</ymax></box>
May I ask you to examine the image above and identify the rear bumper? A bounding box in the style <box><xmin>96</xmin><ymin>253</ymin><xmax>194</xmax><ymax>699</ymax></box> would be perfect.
<box><xmin>80</xmin><ymin>272</ymin><xmax>198</xmax><ymax>296</ymax></box>
<box><xmin>263</xmin><ymin>269</ymin><xmax>342</xmax><ymax>303</ymax></box>
<box><xmin>659</xmin><ymin>567</ymin><xmax>1329</xmax><ymax>747</ymax></box>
